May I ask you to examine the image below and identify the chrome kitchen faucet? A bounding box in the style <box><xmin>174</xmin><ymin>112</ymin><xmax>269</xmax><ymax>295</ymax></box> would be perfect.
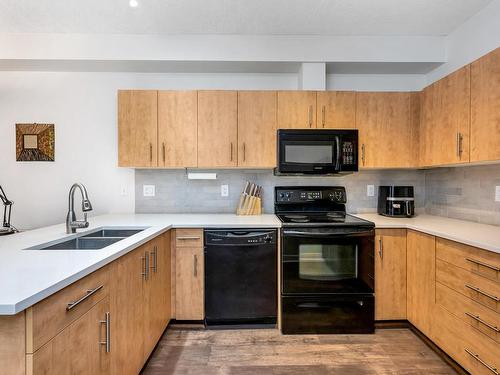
<box><xmin>66</xmin><ymin>183</ymin><xmax>93</xmax><ymax>234</ymax></box>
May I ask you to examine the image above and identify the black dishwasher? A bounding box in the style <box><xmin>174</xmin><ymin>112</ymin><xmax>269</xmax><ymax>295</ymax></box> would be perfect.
<box><xmin>204</xmin><ymin>229</ymin><xmax>277</xmax><ymax>326</ymax></box>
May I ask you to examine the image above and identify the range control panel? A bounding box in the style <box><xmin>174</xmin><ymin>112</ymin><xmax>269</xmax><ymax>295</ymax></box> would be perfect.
<box><xmin>275</xmin><ymin>187</ymin><xmax>347</xmax><ymax>204</ymax></box>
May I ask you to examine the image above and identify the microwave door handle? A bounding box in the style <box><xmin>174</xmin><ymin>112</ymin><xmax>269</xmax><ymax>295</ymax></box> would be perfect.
<box><xmin>335</xmin><ymin>136</ymin><xmax>341</xmax><ymax>170</ymax></box>
<box><xmin>405</xmin><ymin>200</ymin><xmax>411</xmax><ymax>217</ymax></box>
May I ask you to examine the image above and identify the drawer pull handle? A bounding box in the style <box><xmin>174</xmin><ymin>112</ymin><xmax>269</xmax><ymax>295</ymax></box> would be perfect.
<box><xmin>465</xmin><ymin>348</ymin><xmax>499</xmax><ymax>375</ymax></box>
<box><xmin>177</xmin><ymin>236</ymin><xmax>201</xmax><ymax>240</ymax></box>
<box><xmin>99</xmin><ymin>312</ymin><xmax>111</xmax><ymax>353</ymax></box>
<box><xmin>150</xmin><ymin>245</ymin><xmax>158</xmax><ymax>273</ymax></box>
<box><xmin>66</xmin><ymin>285</ymin><xmax>104</xmax><ymax>311</ymax></box>
<box><xmin>465</xmin><ymin>312</ymin><xmax>500</xmax><ymax>333</ymax></box>
<box><xmin>466</xmin><ymin>258</ymin><xmax>500</xmax><ymax>272</ymax></box>
<box><xmin>465</xmin><ymin>284</ymin><xmax>500</xmax><ymax>302</ymax></box>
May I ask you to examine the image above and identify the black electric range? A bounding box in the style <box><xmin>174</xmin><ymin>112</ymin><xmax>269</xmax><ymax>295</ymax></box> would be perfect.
<box><xmin>275</xmin><ymin>186</ymin><xmax>375</xmax><ymax>334</ymax></box>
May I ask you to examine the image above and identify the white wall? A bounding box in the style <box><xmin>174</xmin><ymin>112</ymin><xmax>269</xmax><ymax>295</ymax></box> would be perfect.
<box><xmin>426</xmin><ymin>0</ymin><xmax>500</xmax><ymax>84</ymax></box>
<box><xmin>0</xmin><ymin>71</ymin><xmax>297</xmax><ymax>229</ymax></box>
<box><xmin>327</xmin><ymin>74</ymin><xmax>426</xmax><ymax>91</ymax></box>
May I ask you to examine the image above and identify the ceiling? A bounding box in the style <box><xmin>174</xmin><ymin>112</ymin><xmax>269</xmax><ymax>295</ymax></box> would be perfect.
<box><xmin>0</xmin><ymin>0</ymin><xmax>493</xmax><ymax>36</ymax></box>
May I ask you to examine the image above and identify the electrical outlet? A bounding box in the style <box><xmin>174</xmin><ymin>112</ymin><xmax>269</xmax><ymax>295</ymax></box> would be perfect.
<box><xmin>367</xmin><ymin>185</ymin><xmax>375</xmax><ymax>197</ymax></box>
<box><xmin>221</xmin><ymin>184</ymin><xmax>229</xmax><ymax>197</ymax></box>
<box><xmin>495</xmin><ymin>186</ymin><xmax>500</xmax><ymax>202</ymax></box>
<box><xmin>120</xmin><ymin>186</ymin><xmax>128</xmax><ymax>196</ymax></box>
<box><xmin>143</xmin><ymin>185</ymin><xmax>155</xmax><ymax>197</ymax></box>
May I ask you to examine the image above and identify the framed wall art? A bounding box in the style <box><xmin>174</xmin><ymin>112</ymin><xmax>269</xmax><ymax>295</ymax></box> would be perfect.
<box><xmin>16</xmin><ymin>123</ymin><xmax>55</xmax><ymax>162</ymax></box>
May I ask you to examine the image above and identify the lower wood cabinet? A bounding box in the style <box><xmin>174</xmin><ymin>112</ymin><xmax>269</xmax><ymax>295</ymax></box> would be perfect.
<box><xmin>175</xmin><ymin>246</ymin><xmax>204</xmax><ymax>320</ymax></box>
<box><xmin>31</xmin><ymin>297</ymin><xmax>111</xmax><ymax>375</ymax></box>
<box><xmin>406</xmin><ymin>230</ymin><xmax>436</xmax><ymax>338</ymax></box>
<box><xmin>375</xmin><ymin>229</ymin><xmax>407</xmax><ymax>320</ymax></box>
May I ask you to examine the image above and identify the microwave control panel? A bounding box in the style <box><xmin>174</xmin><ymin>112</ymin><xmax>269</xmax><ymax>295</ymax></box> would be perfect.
<box><xmin>342</xmin><ymin>141</ymin><xmax>356</xmax><ymax>165</ymax></box>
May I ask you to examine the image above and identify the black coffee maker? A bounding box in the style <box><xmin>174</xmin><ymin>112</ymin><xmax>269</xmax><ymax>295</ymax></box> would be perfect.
<box><xmin>377</xmin><ymin>186</ymin><xmax>415</xmax><ymax>218</ymax></box>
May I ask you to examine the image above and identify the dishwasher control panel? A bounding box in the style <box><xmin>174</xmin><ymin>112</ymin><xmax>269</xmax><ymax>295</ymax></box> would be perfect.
<box><xmin>204</xmin><ymin>229</ymin><xmax>277</xmax><ymax>246</ymax></box>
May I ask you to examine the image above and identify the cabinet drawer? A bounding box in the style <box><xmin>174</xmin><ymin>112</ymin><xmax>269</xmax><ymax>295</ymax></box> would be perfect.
<box><xmin>434</xmin><ymin>305</ymin><xmax>499</xmax><ymax>375</ymax></box>
<box><xmin>29</xmin><ymin>265</ymin><xmax>110</xmax><ymax>352</ymax></box>
<box><xmin>437</xmin><ymin>238</ymin><xmax>500</xmax><ymax>282</ymax></box>
<box><xmin>175</xmin><ymin>228</ymin><xmax>203</xmax><ymax>248</ymax></box>
<box><xmin>437</xmin><ymin>282</ymin><xmax>499</xmax><ymax>344</ymax></box>
<box><xmin>436</xmin><ymin>259</ymin><xmax>500</xmax><ymax>313</ymax></box>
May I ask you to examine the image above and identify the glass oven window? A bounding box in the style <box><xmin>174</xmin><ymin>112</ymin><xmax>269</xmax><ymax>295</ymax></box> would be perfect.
<box><xmin>284</xmin><ymin>145</ymin><xmax>333</xmax><ymax>164</ymax></box>
<box><xmin>299</xmin><ymin>244</ymin><xmax>357</xmax><ymax>281</ymax></box>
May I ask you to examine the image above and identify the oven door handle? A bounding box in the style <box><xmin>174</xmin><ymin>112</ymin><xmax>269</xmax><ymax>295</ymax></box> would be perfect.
<box><xmin>296</xmin><ymin>301</ymin><xmax>366</xmax><ymax>309</ymax></box>
<box><xmin>283</xmin><ymin>230</ymin><xmax>373</xmax><ymax>238</ymax></box>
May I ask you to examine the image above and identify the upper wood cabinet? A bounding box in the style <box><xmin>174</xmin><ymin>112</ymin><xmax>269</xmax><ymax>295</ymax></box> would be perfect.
<box><xmin>375</xmin><ymin>229</ymin><xmax>407</xmax><ymax>321</ymax></box>
<box><xmin>197</xmin><ymin>91</ymin><xmax>238</xmax><ymax>168</ymax></box>
<box><xmin>238</xmin><ymin>91</ymin><xmax>277</xmax><ymax>168</ymax></box>
<box><xmin>356</xmin><ymin>92</ymin><xmax>419</xmax><ymax>168</ymax></box>
<box><xmin>316</xmin><ymin>91</ymin><xmax>356</xmax><ymax>129</ymax></box>
<box><xmin>420</xmin><ymin>66</ymin><xmax>471</xmax><ymax>167</ymax></box>
<box><xmin>277</xmin><ymin>91</ymin><xmax>317</xmax><ymax>129</ymax></box>
<box><xmin>407</xmin><ymin>230</ymin><xmax>436</xmax><ymax>338</ymax></box>
<box><xmin>118</xmin><ymin>90</ymin><xmax>158</xmax><ymax>168</ymax></box>
<box><xmin>471</xmin><ymin>47</ymin><xmax>500</xmax><ymax>163</ymax></box>
<box><xmin>158</xmin><ymin>91</ymin><xmax>198</xmax><ymax>168</ymax></box>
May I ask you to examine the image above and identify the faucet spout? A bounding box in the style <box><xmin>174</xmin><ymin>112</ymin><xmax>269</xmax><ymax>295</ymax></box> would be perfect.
<box><xmin>66</xmin><ymin>183</ymin><xmax>93</xmax><ymax>234</ymax></box>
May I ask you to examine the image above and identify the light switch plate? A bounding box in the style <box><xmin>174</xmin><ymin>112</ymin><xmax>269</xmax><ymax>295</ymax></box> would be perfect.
<box><xmin>495</xmin><ymin>186</ymin><xmax>500</xmax><ymax>202</ymax></box>
<box><xmin>367</xmin><ymin>185</ymin><xmax>375</xmax><ymax>197</ymax></box>
<box><xmin>143</xmin><ymin>185</ymin><xmax>155</xmax><ymax>197</ymax></box>
<box><xmin>221</xmin><ymin>184</ymin><xmax>229</xmax><ymax>197</ymax></box>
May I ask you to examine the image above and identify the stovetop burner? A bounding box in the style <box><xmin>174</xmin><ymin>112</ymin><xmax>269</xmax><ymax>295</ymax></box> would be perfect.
<box><xmin>276</xmin><ymin>212</ymin><xmax>373</xmax><ymax>227</ymax></box>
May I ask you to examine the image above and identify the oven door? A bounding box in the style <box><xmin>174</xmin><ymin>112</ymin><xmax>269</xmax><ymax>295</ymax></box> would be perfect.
<box><xmin>281</xmin><ymin>227</ymin><xmax>374</xmax><ymax>295</ymax></box>
<box><xmin>278</xmin><ymin>139</ymin><xmax>340</xmax><ymax>174</ymax></box>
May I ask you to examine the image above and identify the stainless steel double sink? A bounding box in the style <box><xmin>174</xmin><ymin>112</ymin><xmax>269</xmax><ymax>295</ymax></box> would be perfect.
<box><xmin>26</xmin><ymin>227</ymin><xmax>148</xmax><ymax>250</ymax></box>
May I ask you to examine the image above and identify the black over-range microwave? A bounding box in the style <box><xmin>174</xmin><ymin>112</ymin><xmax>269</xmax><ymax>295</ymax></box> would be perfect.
<box><xmin>276</xmin><ymin>129</ymin><xmax>358</xmax><ymax>175</ymax></box>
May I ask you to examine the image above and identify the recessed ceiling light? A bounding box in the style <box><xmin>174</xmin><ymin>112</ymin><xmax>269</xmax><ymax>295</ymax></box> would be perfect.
<box><xmin>129</xmin><ymin>0</ymin><xmax>138</xmax><ymax>8</ymax></box>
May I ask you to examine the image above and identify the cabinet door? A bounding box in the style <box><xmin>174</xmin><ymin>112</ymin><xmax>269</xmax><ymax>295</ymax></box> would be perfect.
<box><xmin>110</xmin><ymin>247</ymin><xmax>146</xmax><ymax>375</ymax></box>
<box><xmin>317</xmin><ymin>91</ymin><xmax>356</xmax><ymax>129</ymax></box>
<box><xmin>356</xmin><ymin>92</ymin><xmax>417</xmax><ymax>168</ymax></box>
<box><xmin>407</xmin><ymin>230</ymin><xmax>436</xmax><ymax>337</ymax></box>
<box><xmin>277</xmin><ymin>91</ymin><xmax>317</xmax><ymax>129</ymax></box>
<box><xmin>238</xmin><ymin>91</ymin><xmax>277</xmax><ymax>168</ymax></box>
<box><xmin>33</xmin><ymin>297</ymin><xmax>111</xmax><ymax>375</ymax></box>
<box><xmin>471</xmin><ymin>47</ymin><xmax>500</xmax><ymax>162</ymax></box>
<box><xmin>175</xmin><ymin>247</ymin><xmax>204</xmax><ymax>320</ymax></box>
<box><xmin>420</xmin><ymin>66</ymin><xmax>470</xmax><ymax>166</ymax></box>
<box><xmin>375</xmin><ymin>229</ymin><xmax>407</xmax><ymax>320</ymax></box>
<box><xmin>158</xmin><ymin>91</ymin><xmax>198</xmax><ymax>168</ymax></box>
<box><xmin>118</xmin><ymin>90</ymin><xmax>158</xmax><ymax>167</ymax></box>
<box><xmin>197</xmin><ymin>91</ymin><xmax>238</xmax><ymax>167</ymax></box>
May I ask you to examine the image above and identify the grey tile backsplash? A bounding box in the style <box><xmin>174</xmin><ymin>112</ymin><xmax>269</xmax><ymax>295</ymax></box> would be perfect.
<box><xmin>135</xmin><ymin>169</ymin><xmax>425</xmax><ymax>215</ymax></box>
<box><xmin>136</xmin><ymin>164</ymin><xmax>500</xmax><ymax>226</ymax></box>
<box><xmin>424</xmin><ymin>164</ymin><xmax>500</xmax><ymax>225</ymax></box>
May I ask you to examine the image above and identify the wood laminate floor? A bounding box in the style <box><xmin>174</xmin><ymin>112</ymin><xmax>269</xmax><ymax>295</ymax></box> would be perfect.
<box><xmin>141</xmin><ymin>326</ymin><xmax>457</xmax><ymax>375</ymax></box>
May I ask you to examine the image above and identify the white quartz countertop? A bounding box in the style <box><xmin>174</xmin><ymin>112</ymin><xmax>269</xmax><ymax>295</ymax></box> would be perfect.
<box><xmin>354</xmin><ymin>213</ymin><xmax>500</xmax><ymax>255</ymax></box>
<box><xmin>1</xmin><ymin>212</ymin><xmax>498</xmax><ymax>315</ymax></box>
<box><xmin>0</xmin><ymin>214</ymin><xmax>281</xmax><ymax>315</ymax></box>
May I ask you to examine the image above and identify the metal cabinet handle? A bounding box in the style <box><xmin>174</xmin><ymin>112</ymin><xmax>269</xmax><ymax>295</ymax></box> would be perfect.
<box><xmin>456</xmin><ymin>132</ymin><xmax>463</xmax><ymax>158</ymax></box>
<box><xmin>322</xmin><ymin>106</ymin><xmax>326</xmax><ymax>128</ymax></box>
<box><xmin>465</xmin><ymin>284</ymin><xmax>499</xmax><ymax>302</ymax></box>
<box><xmin>243</xmin><ymin>143</ymin><xmax>246</xmax><ymax>162</ymax></box>
<box><xmin>361</xmin><ymin>144</ymin><xmax>366</xmax><ymax>166</ymax></box>
<box><xmin>466</xmin><ymin>258</ymin><xmax>500</xmax><ymax>272</ymax></box>
<box><xmin>230</xmin><ymin>142</ymin><xmax>234</xmax><ymax>161</ymax></box>
<box><xmin>150</xmin><ymin>245</ymin><xmax>158</xmax><ymax>273</ymax></box>
<box><xmin>194</xmin><ymin>254</ymin><xmax>198</xmax><ymax>277</ymax></box>
<box><xmin>308</xmin><ymin>106</ymin><xmax>313</xmax><ymax>128</ymax></box>
<box><xmin>162</xmin><ymin>142</ymin><xmax>165</xmax><ymax>163</ymax></box>
<box><xmin>66</xmin><ymin>285</ymin><xmax>104</xmax><ymax>311</ymax></box>
<box><xmin>142</xmin><ymin>252</ymin><xmax>150</xmax><ymax>280</ymax></box>
<box><xmin>99</xmin><ymin>312</ymin><xmax>111</xmax><ymax>353</ymax></box>
<box><xmin>378</xmin><ymin>237</ymin><xmax>383</xmax><ymax>260</ymax></box>
<box><xmin>465</xmin><ymin>348</ymin><xmax>499</xmax><ymax>375</ymax></box>
<box><xmin>149</xmin><ymin>143</ymin><xmax>153</xmax><ymax>163</ymax></box>
<box><xmin>465</xmin><ymin>312</ymin><xmax>500</xmax><ymax>333</ymax></box>
<box><xmin>177</xmin><ymin>236</ymin><xmax>201</xmax><ymax>240</ymax></box>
